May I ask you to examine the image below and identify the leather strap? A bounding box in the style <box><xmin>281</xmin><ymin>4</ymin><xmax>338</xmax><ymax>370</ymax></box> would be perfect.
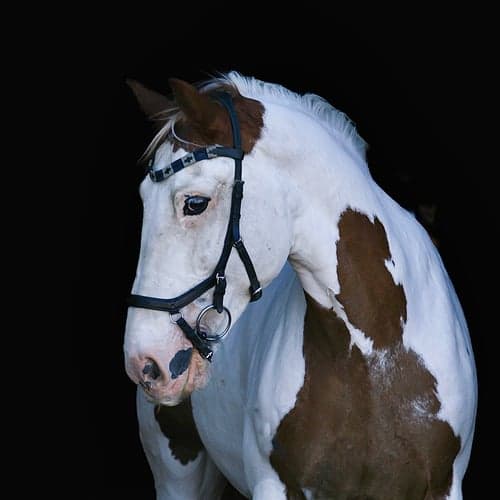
<box><xmin>175</xmin><ymin>316</ymin><xmax>213</xmax><ymax>361</ymax></box>
<box><xmin>148</xmin><ymin>146</ymin><xmax>244</xmax><ymax>182</ymax></box>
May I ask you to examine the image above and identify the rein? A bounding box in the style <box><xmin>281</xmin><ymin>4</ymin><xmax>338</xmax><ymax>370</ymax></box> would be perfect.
<box><xmin>128</xmin><ymin>92</ymin><xmax>262</xmax><ymax>361</ymax></box>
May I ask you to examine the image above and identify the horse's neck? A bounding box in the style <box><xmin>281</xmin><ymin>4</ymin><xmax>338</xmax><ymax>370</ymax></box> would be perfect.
<box><xmin>274</xmin><ymin>118</ymin><xmax>452</xmax><ymax>362</ymax></box>
<box><xmin>276</xmin><ymin>122</ymin><xmax>382</xmax><ymax>311</ymax></box>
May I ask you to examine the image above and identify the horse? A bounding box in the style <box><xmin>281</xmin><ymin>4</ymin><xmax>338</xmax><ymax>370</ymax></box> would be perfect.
<box><xmin>124</xmin><ymin>72</ymin><xmax>477</xmax><ymax>499</ymax></box>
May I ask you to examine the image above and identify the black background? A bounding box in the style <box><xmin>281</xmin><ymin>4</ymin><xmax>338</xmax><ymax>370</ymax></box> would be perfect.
<box><xmin>83</xmin><ymin>7</ymin><xmax>494</xmax><ymax>499</ymax></box>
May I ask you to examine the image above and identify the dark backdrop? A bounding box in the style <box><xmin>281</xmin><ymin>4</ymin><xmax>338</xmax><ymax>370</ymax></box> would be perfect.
<box><xmin>83</xmin><ymin>8</ymin><xmax>493</xmax><ymax>499</ymax></box>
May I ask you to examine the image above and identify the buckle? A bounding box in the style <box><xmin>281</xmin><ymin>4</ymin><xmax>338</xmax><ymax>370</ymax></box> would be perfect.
<box><xmin>250</xmin><ymin>286</ymin><xmax>263</xmax><ymax>301</ymax></box>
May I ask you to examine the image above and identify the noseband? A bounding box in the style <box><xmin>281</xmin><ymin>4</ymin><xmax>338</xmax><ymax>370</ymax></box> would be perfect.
<box><xmin>128</xmin><ymin>92</ymin><xmax>262</xmax><ymax>361</ymax></box>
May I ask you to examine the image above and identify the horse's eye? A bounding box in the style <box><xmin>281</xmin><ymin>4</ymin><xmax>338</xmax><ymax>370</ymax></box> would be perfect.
<box><xmin>183</xmin><ymin>195</ymin><xmax>211</xmax><ymax>216</ymax></box>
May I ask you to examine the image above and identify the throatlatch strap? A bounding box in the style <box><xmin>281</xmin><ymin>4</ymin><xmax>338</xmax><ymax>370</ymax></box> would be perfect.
<box><xmin>212</xmin><ymin>92</ymin><xmax>262</xmax><ymax>304</ymax></box>
<box><xmin>233</xmin><ymin>240</ymin><xmax>262</xmax><ymax>301</ymax></box>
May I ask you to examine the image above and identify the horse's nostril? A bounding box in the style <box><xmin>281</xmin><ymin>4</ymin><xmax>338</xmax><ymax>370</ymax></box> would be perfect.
<box><xmin>142</xmin><ymin>360</ymin><xmax>162</xmax><ymax>380</ymax></box>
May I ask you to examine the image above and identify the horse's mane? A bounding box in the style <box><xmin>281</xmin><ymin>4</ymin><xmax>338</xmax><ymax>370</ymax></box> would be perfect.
<box><xmin>225</xmin><ymin>72</ymin><xmax>367</xmax><ymax>160</ymax></box>
<box><xmin>144</xmin><ymin>71</ymin><xmax>367</xmax><ymax>162</ymax></box>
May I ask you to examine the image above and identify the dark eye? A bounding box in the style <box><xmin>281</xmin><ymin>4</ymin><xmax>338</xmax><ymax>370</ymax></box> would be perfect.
<box><xmin>183</xmin><ymin>195</ymin><xmax>211</xmax><ymax>216</ymax></box>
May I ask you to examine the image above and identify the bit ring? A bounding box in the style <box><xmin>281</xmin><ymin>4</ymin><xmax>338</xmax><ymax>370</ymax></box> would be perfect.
<box><xmin>195</xmin><ymin>305</ymin><xmax>232</xmax><ymax>342</ymax></box>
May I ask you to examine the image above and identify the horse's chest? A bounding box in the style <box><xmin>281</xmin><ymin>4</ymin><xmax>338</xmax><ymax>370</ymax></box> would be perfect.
<box><xmin>191</xmin><ymin>368</ymin><xmax>247</xmax><ymax>489</ymax></box>
<box><xmin>190</xmin><ymin>266</ymin><xmax>308</xmax><ymax>494</ymax></box>
<box><xmin>191</xmin><ymin>320</ymin><xmax>307</xmax><ymax>495</ymax></box>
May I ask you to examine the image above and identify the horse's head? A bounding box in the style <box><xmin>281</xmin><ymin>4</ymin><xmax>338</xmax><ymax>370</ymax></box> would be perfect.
<box><xmin>124</xmin><ymin>77</ymin><xmax>293</xmax><ymax>405</ymax></box>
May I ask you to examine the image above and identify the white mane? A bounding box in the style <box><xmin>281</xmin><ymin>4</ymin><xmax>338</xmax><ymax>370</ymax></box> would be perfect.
<box><xmin>145</xmin><ymin>71</ymin><xmax>367</xmax><ymax>162</ymax></box>
<box><xmin>224</xmin><ymin>71</ymin><xmax>367</xmax><ymax>161</ymax></box>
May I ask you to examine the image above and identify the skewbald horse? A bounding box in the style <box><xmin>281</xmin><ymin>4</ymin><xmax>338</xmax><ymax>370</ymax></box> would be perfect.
<box><xmin>124</xmin><ymin>72</ymin><xmax>477</xmax><ymax>499</ymax></box>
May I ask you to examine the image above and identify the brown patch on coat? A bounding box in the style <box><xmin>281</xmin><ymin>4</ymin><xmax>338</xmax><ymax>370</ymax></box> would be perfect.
<box><xmin>154</xmin><ymin>397</ymin><xmax>203</xmax><ymax>465</ymax></box>
<box><xmin>270</xmin><ymin>209</ymin><xmax>460</xmax><ymax>499</ymax></box>
<box><xmin>169</xmin><ymin>79</ymin><xmax>264</xmax><ymax>155</ymax></box>
<box><xmin>336</xmin><ymin>209</ymin><xmax>407</xmax><ymax>349</ymax></box>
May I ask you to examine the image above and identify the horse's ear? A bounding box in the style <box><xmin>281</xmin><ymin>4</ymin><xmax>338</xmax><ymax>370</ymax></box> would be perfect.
<box><xmin>168</xmin><ymin>78</ymin><xmax>224</xmax><ymax>133</ymax></box>
<box><xmin>126</xmin><ymin>78</ymin><xmax>172</xmax><ymax>129</ymax></box>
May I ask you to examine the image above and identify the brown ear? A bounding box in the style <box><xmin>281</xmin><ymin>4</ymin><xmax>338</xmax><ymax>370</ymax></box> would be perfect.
<box><xmin>126</xmin><ymin>78</ymin><xmax>172</xmax><ymax>128</ymax></box>
<box><xmin>168</xmin><ymin>78</ymin><xmax>226</xmax><ymax>135</ymax></box>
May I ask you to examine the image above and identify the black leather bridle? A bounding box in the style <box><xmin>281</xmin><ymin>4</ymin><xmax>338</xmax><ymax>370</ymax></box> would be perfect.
<box><xmin>128</xmin><ymin>92</ymin><xmax>262</xmax><ymax>361</ymax></box>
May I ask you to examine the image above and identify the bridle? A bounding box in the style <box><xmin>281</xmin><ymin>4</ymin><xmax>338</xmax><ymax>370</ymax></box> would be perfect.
<box><xmin>128</xmin><ymin>92</ymin><xmax>262</xmax><ymax>361</ymax></box>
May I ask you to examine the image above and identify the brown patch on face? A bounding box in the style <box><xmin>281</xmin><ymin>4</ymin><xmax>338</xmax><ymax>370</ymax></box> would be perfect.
<box><xmin>271</xmin><ymin>209</ymin><xmax>460</xmax><ymax>499</ymax></box>
<box><xmin>154</xmin><ymin>397</ymin><xmax>203</xmax><ymax>465</ymax></box>
<box><xmin>170</xmin><ymin>81</ymin><xmax>264</xmax><ymax>154</ymax></box>
<box><xmin>336</xmin><ymin>208</ymin><xmax>407</xmax><ymax>349</ymax></box>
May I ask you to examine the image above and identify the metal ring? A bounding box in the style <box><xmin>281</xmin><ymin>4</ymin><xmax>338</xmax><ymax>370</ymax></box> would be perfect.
<box><xmin>195</xmin><ymin>305</ymin><xmax>232</xmax><ymax>342</ymax></box>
